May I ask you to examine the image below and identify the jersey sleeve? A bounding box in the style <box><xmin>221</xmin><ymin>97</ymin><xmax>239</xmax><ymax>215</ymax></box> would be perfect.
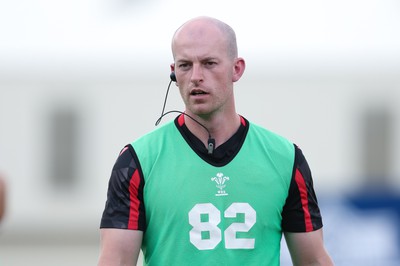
<box><xmin>100</xmin><ymin>144</ymin><xmax>146</xmax><ymax>231</ymax></box>
<box><xmin>281</xmin><ymin>145</ymin><xmax>323</xmax><ymax>232</ymax></box>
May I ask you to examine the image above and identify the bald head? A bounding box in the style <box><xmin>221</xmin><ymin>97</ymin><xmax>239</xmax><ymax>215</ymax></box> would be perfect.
<box><xmin>171</xmin><ymin>16</ymin><xmax>238</xmax><ymax>60</ymax></box>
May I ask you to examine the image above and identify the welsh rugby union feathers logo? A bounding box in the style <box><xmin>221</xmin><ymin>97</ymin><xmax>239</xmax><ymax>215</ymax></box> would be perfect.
<box><xmin>211</xmin><ymin>172</ymin><xmax>230</xmax><ymax>196</ymax></box>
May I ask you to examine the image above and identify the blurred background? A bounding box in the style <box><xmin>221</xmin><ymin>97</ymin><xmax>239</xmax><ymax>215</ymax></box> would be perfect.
<box><xmin>0</xmin><ymin>0</ymin><xmax>399</xmax><ymax>265</ymax></box>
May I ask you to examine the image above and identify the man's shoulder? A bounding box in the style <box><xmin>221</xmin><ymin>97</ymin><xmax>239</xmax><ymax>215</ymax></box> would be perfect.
<box><xmin>248</xmin><ymin>120</ymin><xmax>291</xmax><ymax>144</ymax></box>
<box><xmin>133</xmin><ymin>119</ymin><xmax>176</xmax><ymax>144</ymax></box>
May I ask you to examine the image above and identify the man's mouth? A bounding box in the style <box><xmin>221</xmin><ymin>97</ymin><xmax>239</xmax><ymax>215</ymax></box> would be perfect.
<box><xmin>190</xmin><ymin>89</ymin><xmax>207</xmax><ymax>95</ymax></box>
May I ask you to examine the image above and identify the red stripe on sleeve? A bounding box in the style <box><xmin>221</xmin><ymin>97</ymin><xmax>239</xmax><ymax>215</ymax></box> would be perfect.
<box><xmin>128</xmin><ymin>169</ymin><xmax>141</xmax><ymax>230</ymax></box>
<box><xmin>294</xmin><ymin>168</ymin><xmax>314</xmax><ymax>232</ymax></box>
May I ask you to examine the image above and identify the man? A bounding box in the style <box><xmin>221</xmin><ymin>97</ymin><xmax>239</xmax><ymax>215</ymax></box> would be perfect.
<box><xmin>98</xmin><ymin>16</ymin><xmax>333</xmax><ymax>265</ymax></box>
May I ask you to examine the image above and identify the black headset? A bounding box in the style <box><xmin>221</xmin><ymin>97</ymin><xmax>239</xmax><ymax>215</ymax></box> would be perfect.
<box><xmin>170</xmin><ymin>72</ymin><xmax>176</xmax><ymax>82</ymax></box>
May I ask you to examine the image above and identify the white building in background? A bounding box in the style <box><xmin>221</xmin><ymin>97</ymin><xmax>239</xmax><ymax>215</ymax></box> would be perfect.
<box><xmin>0</xmin><ymin>1</ymin><xmax>399</xmax><ymax>265</ymax></box>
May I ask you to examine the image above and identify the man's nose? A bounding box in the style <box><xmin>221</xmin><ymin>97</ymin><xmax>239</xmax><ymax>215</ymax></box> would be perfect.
<box><xmin>190</xmin><ymin>65</ymin><xmax>204</xmax><ymax>85</ymax></box>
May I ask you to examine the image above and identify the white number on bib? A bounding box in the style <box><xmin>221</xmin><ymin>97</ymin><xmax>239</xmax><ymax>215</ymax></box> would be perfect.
<box><xmin>188</xmin><ymin>203</ymin><xmax>221</xmax><ymax>250</ymax></box>
<box><xmin>224</xmin><ymin>203</ymin><xmax>256</xmax><ymax>249</ymax></box>
<box><xmin>188</xmin><ymin>203</ymin><xmax>256</xmax><ymax>250</ymax></box>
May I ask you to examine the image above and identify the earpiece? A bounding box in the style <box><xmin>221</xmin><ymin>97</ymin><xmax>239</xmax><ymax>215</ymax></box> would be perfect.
<box><xmin>170</xmin><ymin>72</ymin><xmax>176</xmax><ymax>82</ymax></box>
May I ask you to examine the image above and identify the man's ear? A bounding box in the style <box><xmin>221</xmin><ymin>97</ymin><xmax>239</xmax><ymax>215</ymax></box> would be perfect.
<box><xmin>232</xmin><ymin>58</ymin><xmax>246</xmax><ymax>82</ymax></box>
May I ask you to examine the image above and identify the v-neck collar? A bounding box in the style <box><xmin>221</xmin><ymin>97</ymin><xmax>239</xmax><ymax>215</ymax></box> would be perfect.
<box><xmin>174</xmin><ymin>114</ymin><xmax>249</xmax><ymax>167</ymax></box>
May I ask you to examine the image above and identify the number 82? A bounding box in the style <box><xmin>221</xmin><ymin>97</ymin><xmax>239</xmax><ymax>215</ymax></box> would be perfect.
<box><xmin>188</xmin><ymin>202</ymin><xmax>256</xmax><ymax>250</ymax></box>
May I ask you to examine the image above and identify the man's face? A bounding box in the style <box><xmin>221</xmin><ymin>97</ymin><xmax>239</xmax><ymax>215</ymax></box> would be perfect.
<box><xmin>171</xmin><ymin>22</ymin><xmax>236</xmax><ymax>118</ymax></box>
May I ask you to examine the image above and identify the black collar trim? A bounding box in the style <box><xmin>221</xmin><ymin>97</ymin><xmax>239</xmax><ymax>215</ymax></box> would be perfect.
<box><xmin>174</xmin><ymin>115</ymin><xmax>249</xmax><ymax>167</ymax></box>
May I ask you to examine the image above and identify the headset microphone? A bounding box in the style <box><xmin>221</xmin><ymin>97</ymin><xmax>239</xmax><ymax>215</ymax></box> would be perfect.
<box><xmin>155</xmin><ymin>73</ymin><xmax>215</xmax><ymax>154</ymax></box>
<box><xmin>170</xmin><ymin>72</ymin><xmax>177</xmax><ymax>82</ymax></box>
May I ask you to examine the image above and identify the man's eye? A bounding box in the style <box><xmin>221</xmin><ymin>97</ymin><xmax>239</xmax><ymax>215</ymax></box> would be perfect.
<box><xmin>205</xmin><ymin>62</ymin><xmax>217</xmax><ymax>67</ymax></box>
<box><xmin>179</xmin><ymin>63</ymin><xmax>191</xmax><ymax>70</ymax></box>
